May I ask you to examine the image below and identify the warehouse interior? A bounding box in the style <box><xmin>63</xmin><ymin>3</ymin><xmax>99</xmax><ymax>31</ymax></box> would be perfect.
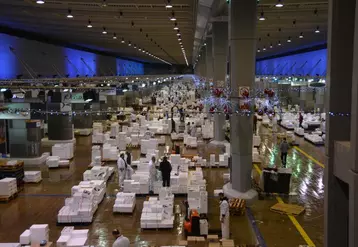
<box><xmin>0</xmin><ymin>0</ymin><xmax>355</xmax><ymax>247</ymax></box>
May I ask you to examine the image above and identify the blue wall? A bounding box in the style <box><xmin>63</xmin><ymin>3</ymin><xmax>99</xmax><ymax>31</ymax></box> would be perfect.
<box><xmin>256</xmin><ymin>49</ymin><xmax>327</xmax><ymax>76</ymax></box>
<box><xmin>0</xmin><ymin>33</ymin><xmax>144</xmax><ymax>79</ymax></box>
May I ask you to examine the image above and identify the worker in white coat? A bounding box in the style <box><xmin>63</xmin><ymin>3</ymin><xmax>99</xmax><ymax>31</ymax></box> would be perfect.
<box><xmin>148</xmin><ymin>156</ymin><xmax>157</xmax><ymax>193</ymax></box>
<box><xmin>117</xmin><ymin>153</ymin><xmax>126</xmax><ymax>187</ymax></box>
<box><xmin>112</xmin><ymin>229</ymin><xmax>130</xmax><ymax>247</ymax></box>
<box><xmin>219</xmin><ymin>194</ymin><xmax>230</xmax><ymax>239</ymax></box>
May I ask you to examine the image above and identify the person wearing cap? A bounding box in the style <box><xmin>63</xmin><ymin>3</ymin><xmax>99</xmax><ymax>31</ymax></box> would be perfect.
<box><xmin>112</xmin><ymin>229</ymin><xmax>129</xmax><ymax>247</ymax></box>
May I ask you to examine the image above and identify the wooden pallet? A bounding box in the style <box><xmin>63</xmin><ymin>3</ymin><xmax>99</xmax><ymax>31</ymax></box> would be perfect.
<box><xmin>24</xmin><ymin>179</ymin><xmax>42</xmax><ymax>184</ymax></box>
<box><xmin>0</xmin><ymin>192</ymin><xmax>18</xmax><ymax>203</ymax></box>
<box><xmin>0</xmin><ymin>161</ymin><xmax>24</xmax><ymax>170</ymax></box>
<box><xmin>270</xmin><ymin>202</ymin><xmax>305</xmax><ymax>216</ymax></box>
<box><xmin>229</xmin><ymin>199</ymin><xmax>246</xmax><ymax>216</ymax></box>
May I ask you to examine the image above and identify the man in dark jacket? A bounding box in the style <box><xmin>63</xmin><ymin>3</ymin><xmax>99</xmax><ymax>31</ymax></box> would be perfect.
<box><xmin>160</xmin><ymin>156</ymin><xmax>172</xmax><ymax>187</ymax></box>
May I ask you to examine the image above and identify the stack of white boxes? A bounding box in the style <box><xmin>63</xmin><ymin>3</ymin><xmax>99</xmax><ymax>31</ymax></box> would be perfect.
<box><xmin>158</xmin><ymin>136</ymin><xmax>166</xmax><ymax>145</ymax></box>
<box><xmin>187</xmin><ymin>137</ymin><xmax>198</xmax><ymax>148</ymax></box>
<box><xmin>23</xmin><ymin>171</ymin><xmax>42</xmax><ymax>183</ymax></box>
<box><xmin>192</xmin><ymin>156</ymin><xmax>207</xmax><ymax>167</ymax></box>
<box><xmin>52</xmin><ymin>143</ymin><xmax>74</xmax><ymax>160</ymax></box>
<box><xmin>56</xmin><ymin>227</ymin><xmax>89</xmax><ymax>247</ymax></box>
<box><xmin>202</xmin><ymin>122</ymin><xmax>214</xmax><ymax>139</ymax></box>
<box><xmin>46</xmin><ymin>156</ymin><xmax>60</xmax><ymax>168</ymax></box>
<box><xmin>130</xmin><ymin>134</ymin><xmax>139</xmax><ymax>146</ymax></box>
<box><xmin>219</xmin><ymin>154</ymin><xmax>229</xmax><ymax>167</ymax></box>
<box><xmin>140</xmin><ymin>190</ymin><xmax>174</xmax><ymax>229</ymax></box>
<box><xmin>113</xmin><ymin>192</ymin><xmax>136</xmax><ymax>213</ymax></box>
<box><xmin>110</xmin><ymin>123</ymin><xmax>119</xmax><ymax>138</ymax></box>
<box><xmin>253</xmin><ymin>135</ymin><xmax>261</xmax><ymax>147</ymax></box>
<box><xmin>102</xmin><ymin>144</ymin><xmax>118</xmax><ymax>161</ymax></box>
<box><xmin>91</xmin><ymin>146</ymin><xmax>101</xmax><ymax>164</ymax></box>
<box><xmin>92</xmin><ymin>122</ymin><xmax>103</xmax><ymax>133</ymax></box>
<box><xmin>187</xmin><ymin>168</ymin><xmax>208</xmax><ymax>214</ymax></box>
<box><xmin>210</xmin><ymin>154</ymin><xmax>216</xmax><ymax>167</ymax></box>
<box><xmin>117</xmin><ymin>132</ymin><xmax>127</xmax><ymax>151</ymax></box>
<box><xmin>140</xmin><ymin>138</ymin><xmax>158</xmax><ymax>154</ymax></box>
<box><xmin>83</xmin><ymin>166</ymin><xmax>114</xmax><ymax>181</ymax></box>
<box><xmin>29</xmin><ymin>224</ymin><xmax>49</xmax><ymax>244</ymax></box>
<box><xmin>57</xmin><ymin>180</ymin><xmax>106</xmax><ymax>223</ymax></box>
<box><xmin>253</xmin><ymin>148</ymin><xmax>261</xmax><ymax>163</ymax></box>
<box><xmin>223</xmin><ymin>173</ymin><xmax>230</xmax><ymax>183</ymax></box>
<box><xmin>0</xmin><ymin>178</ymin><xmax>17</xmax><ymax>197</ymax></box>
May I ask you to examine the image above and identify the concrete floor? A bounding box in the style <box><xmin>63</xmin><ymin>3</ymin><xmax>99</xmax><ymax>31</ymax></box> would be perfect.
<box><xmin>0</xmin><ymin>122</ymin><xmax>324</xmax><ymax>247</ymax></box>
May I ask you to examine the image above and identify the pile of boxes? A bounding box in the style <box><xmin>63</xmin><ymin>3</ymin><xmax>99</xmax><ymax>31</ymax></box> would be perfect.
<box><xmin>102</xmin><ymin>144</ymin><xmax>118</xmax><ymax>161</ymax></box>
<box><xmin>92</xmin><ymin>122</ymin><xmax>103</xmax><ymax>133</ymax></box>
<box><xmin>192</xmin><ymin>156</ymin><xmax>207</xmax><ymax>167</ymax></box>
<box><xmin>52</xmin><ymin>143</ymin><xmax>74</xmax><ymax>160</ymax></box>
<box><xmin>202</xmin><ymin>121</ymin><xmax>214</xmax><ymax>139</ymax></box>
<box><xmin>187</xmin><ymin>168</ymin><xmax>208</xmax><ymax>214</ymax></box>
<box><xmin>46</xmin><ymin>156</ymin><xmax>70</xmax><ymax>168</ymax></box>
<box><xmin>113</xmin><ymin>192</ymin><xmax>136</xmax><ymax>213</ymax></box>
<box><xmin>140</xmin><ymin>138</ymin><xmax>158</xmax><ymax>154</ymax></box>
<box><xmin>23</xmin><ymin>171</ymin><xmax>42</xmax><ymax>183</ymax></box>
<box><xmin>57</xmin><ymin>180</ymin><xmax>106</xmax><ymax>223</ymax></box>
<box><xmin>56</xmin><ymin>227</ymin><xmax>89</xmax><ymax>247</ymax></box>
<box><xmin>83</xmin><ymin>166</ymin><xmax>114</xmax><ymax>181</ymax></box>
<box><xmin>140</xmin><ymin>189</ymin><xmax>174</xmax><ymax>229</ymax></box>
<box><xmin>186</xmin><ymin>136</ymin><xmax>198</xmax><ymax>148</ymax></box>
<box><xmin>253</xmin><ymin>135</ymin><xmax>261</xmax><ymax>147</ymax></box>
<box><xmin>110</xmin><ymin>123</ymin><xmax>119</xmax><ymax>138</ymax></box>
<box><xmin>118</xmin><ymin>132</ymin><xmax>129</xmax><ymax>151</ymax></box>
<box><xmin>0</xmin><ymin>178</ymin><xmax>17</xmax><ymax>197</ymax></box>
<box><xmin>20</xmin><ymin>224</ymin><xmax>49</xmax><ymax>245</ymax></box>
<box><xmin>91</xmin><ymin>146</ymin><xmax>101</xmax><ymax>164</ymax></box>
<box><xmin>219</xmin><ymin>154</ymin><xmax>229</xmax><ymax>167</ymax></box>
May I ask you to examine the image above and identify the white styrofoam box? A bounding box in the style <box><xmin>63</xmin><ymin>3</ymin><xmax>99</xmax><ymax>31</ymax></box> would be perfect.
<box><xmin>29</xmin><ymin>224</ymin><xmax>49</xmax><ymax>244</ymax></box>
<box><xmin>170</xmin><ymin>154</ymin><xmax>181</xmax><ymax>165</ymax></box>
<box><xmin>214</xmin><ymin>189</ymin><xmax>223</xmax><ymax>197</ymax></box>
<box><xmin>56</xmin><ymin>235</ymin><xmax>71</xmax><ymax>247</ymax></box>
<box><xmin>0</xmin><ymin>178</ymin><xmax>17</xmax><ymax>196</ymax></box>
<box><xmin>6</xmin><ymin>160</ymin><xmax>18</xmax><ymax>166</ymax></box>
<box><xmin>52</xmin><ymin>143</ymin><xmax>74</xmax><ymax>160</ymax></box>
<box><xmin>210</xmin><ymin>154</ymin><xmax>216</xmax><ymax>167</ymax></box>
<box><xmin>0</xmin><ymin>244</ymin><xmax>21</xmax><ymax>247</ymax></box>
<box><xmin>223</xmin><ymin>173</ymin><xmax>230</xmax><ymax>183</ymax></box>
<box><xmin>19</xmin><ymin>230</ymin><xmax>30</xmax><ymax>245</ymax></box>
<box><xmin>200</xmin><ymin>219</ymin><xmax>209</xmax><ymax>235</ymax></box>
<box><xmin>224</xmin><ymin>143</ymin><xmax>231</xmax><ymax>155</ymax></box>
<box><xmin>91</xmin><ymin>146</ymin><xmax>101</xmax><ymax>163</ymax></box>
<box><xmin>219</xmin><ymin>154</ymin><xmax>229</xmax><ymax>167</ymax></box>
<box><xmin>46</xmin><ymin>156</ymin><xmax>60</xmax><ymax>168</ymax></box>
<box><xmin>59</xmin><ymin>160</ymin><xmax>70</xmax><ymax>167</ymax></box>
<box><xmin>110</xmin><ymin>123</ymin><xmax>119</xmax><ymax>137</ymax></box>
<box><xmin>24</xmin><ymin>171</ymin><xmax>42</xmax><ymax>183</ymax></box>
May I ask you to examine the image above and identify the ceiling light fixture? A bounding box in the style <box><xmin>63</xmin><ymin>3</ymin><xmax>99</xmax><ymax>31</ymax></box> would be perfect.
<box><xmin>170</xmin><ymin>11</ymin><xmax>176</xmax><ymax>21</ymax></box>
<box><xmin>270</xmin><ymin>44</ymin><xmax>273</xmax><ymax>48</ymax></box>
<box><xmin>128</xmin><ymin>41</ymin><xmax>132</xmax><ymax>46</ymax></box>
<box><xmin>176</xmin><ymin>30</ymin><xmax>181</xmax><ymax>36</ymax></box>
<box><xmin>113</xmin><ymin>33</ymin><xmax>117</xmax><ymax>39</ymax></box>
<box><xmin>287</xmin><ymin>36</ymin><xmax>292</xmax><ymax>42</ymax></box>
<box><xmin>67</xmin><ymin>9</ymin><xmax>73</xmax><ymax>18</ymax></box>
<box><xmin>36</xmin><ymin>0</ymin><xmax>45</xmax><ymax>4</ymax></box>
<box><xmin>121</xmin><ymin>38</ymin><xmax>125</xmax><ymax>43</ymax></box>
<box><xmin>258</xmin><ymin>49</ymin><xmax>261</xmax><ymax>52</ymax></box>
<box><xmin>102</xmin><ymin>0</ymin><xmax>107</xmax><ymax>7</ymax></box>
<box><xmin>138</xmin><ymin>48</ymin><xmax>142</xmax><ymax>51</ymax></box>
<box><xmin>278</xmin><ymin>41</ymin><xmax>282</xmax><ymax>46</ymax></box>
<box><xmin>134</xmin><ymin>44</ymin><xmax>137</xmax><ymax>49</ymax></box>
<box><xmin>102</xmin><ymin>27</ymin><xmax>107</xmax><ymax>34</ymax></box>
<box><xmin>165</xmin><ymin>0</ymin><xmax>173</xmax><ymax>8</ymax></box>
<box><xmin>87</xmin><ymin>20</ymin><xmax>92</xmax><ymax>28</ymax></box>
<box><xmin>259</xmin><ymin>11</ymin><xmax>265</xmax><ymax>21</ymax></box>
<box><xmin>315</xmin><ymin>26</ymin><xmax>320</xmax><ymax>33</ymax></box>
<box><xmin>275</xmin><ymin>0</ymin><xmax>284</xmax><ymax>7</ymax></box>
<box><xmin>299</xmin><ymin>32</ymin><xmax>304</xmax><ymax>38</ymax></box>
<box><xmin>263</xmin><ymin>46</ymin><xmax>266</xmax><ymax>51</ymax></box>
<box><xmin>173</xmin><ymin>22</ymin><xmax>179</xmax><ymax>30</ymax></box>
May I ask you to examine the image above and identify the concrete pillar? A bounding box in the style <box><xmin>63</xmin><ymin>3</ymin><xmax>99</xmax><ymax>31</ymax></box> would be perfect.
<box><xmin>325</xmin><ymin>0</ymin><xmax>355</xmax><ymax>246</ymax></box>
<box><xmin>223</xmin><ymin>0</ymin><xmax>257</xmax><ymax>202</ymax></box>
<box><xmin>205</xmin><ymin>37</ymin><xmax>214</xmax><ymax>81</ymax></box>
<box><xmin>211</xmin><ymin>21</ymin><xmax>228</xmax><ymax>143</ymax></box>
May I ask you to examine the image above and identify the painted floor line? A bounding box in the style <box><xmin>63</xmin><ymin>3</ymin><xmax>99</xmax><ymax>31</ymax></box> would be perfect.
<box><xmin>293</xmin><ymin>146</ymin><xmax>325</xmax><ymax>168</ymax></box>
<box><xmin>246</xmin><ymin>207</ymin><xmax>267</xmax><ymax>247</ymax></box>
<box><xmin>276</xmin><ymin>196</ymin><xmax>315</xmax><ymax>247</ymax></box>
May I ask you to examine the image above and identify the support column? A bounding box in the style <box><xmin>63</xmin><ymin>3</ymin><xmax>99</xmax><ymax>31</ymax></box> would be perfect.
<box><xmin>211</xmin><ymin>21</ymin><xmax>228</xmax><ymax>144</ymax></box>
<box><xmin>325</xmin><ymin>0</ymin><xmax>355</xmax><ymax>246</ymax></box>
<box><xmin>205</xmin><ymin>37</ymin><xmax>214</xmax><ymax>81</ymax></box>
<box><xmin>223</xmin><ymin>0</ymin><xmax>257</xmax><ymax>203</ymax></box>
<box><xmin>314</xmin><ymin>88</ymin><xmax>325</xmax><ymax>112</ymax></box>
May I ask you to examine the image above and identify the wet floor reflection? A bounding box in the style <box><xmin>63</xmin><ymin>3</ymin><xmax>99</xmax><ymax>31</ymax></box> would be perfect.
<box><xmin>254</xmin><ymin>124</ymin><xmax>324</xmax><ymax>247</ymax></box>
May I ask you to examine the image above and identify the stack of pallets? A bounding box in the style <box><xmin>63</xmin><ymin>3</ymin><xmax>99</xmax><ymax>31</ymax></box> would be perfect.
<box><xmin>229</xmin><ymin>198</ymin><xmax>246</xmax><ymax>216</ymax></box>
